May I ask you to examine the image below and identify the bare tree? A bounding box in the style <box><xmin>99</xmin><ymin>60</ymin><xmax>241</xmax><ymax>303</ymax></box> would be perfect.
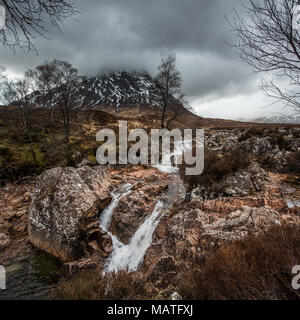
<box><xmin>3</xmin><ymin>75</ymin><xmax>34</xmax><ymax>128</ymax></box>
<box><xmin>26</xmin><ymin>61</ymin><xmax>57</xmax><ymax>109</ymax></box>
<box><xmin>0</xmin><ymin>0</ymin><xmax>76</xmax><ymax>52</ymax></box>
<box><xmin>154</xmin><ymin>55</ymin><xmax>183</xmax><ymax>129</ymax></box>
<box><xmin>50</xmin><ymin>59</ymin><xmax>83</xmax><ymax>148</ymax></box>
<box><xmin>26</xmin><ymin>60</ymin><xmax>58</xmax><ymax>127</ymax></box>
<box><xmin>230</xmin><ymin>0</ymin><xmax>300</xmax><ymax>111</ymax></box>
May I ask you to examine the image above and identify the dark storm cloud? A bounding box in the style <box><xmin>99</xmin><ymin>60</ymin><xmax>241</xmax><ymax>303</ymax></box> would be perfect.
<box><xmin>1</xmin><ymin>0</ymin><xmax>274</xmax><ymax>118</ymax></box>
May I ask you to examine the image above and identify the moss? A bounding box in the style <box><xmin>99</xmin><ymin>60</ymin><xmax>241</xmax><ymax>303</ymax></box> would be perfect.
<box><xmin>86</xmin><ymin>150</ymin><xmax>97</xmax><ymax>164</ymax></box>
<box><xmin>33</xmin><ymin>250</ymin><xmax>62</xmax><ymax>283</ymax></box>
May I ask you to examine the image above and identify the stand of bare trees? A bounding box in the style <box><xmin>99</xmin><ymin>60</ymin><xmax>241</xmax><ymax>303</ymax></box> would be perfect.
<box><xmin>26</xmin><ymin>61</ymin><xmax>59</xmax><ymax>128</ymax></box>
<box><xmin>2</xmin><ymin>59</ymin><xmax>87</xmax><ymax>148</ymax></box>
<box><xmin>0</xmin><ymin>0</ymin><xmax>76</xmax><ymax>52</ymax></box>
<box><xmin>3</xmin><ymin>74</ymin><xmax>34</xmax><ymax>128</ymax></box>
<box><xmin>230</xmin><ymin>0</ymin><xmax>300</xmax><ymax>111</ymax></box>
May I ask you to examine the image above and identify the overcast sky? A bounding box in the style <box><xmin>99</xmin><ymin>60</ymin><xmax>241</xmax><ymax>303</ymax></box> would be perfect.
<box><xmin>0</xmin><ymin>0</ymin><xmax>292</xmax><ymax>120</ymax></box>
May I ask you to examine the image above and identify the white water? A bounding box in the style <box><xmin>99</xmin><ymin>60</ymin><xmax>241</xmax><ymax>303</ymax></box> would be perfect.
<box><xmin>99</xmin><ymin>184</ymin><xmax>164</xmax><ymax>273</ymax></box>
<box><xmin>99</xmin><ymin>183</ymin><xmax>132</xmax><ymax>231</ymax></box>
<box><xmin>153</xmin><ymin>139</ymin><xmax>192</xmax><ymax>174</ymax></box>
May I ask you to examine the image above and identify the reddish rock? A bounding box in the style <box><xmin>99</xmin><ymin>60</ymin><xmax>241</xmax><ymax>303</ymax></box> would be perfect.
<box><xmin>0</xmin><ymin>233</ymin><xmax>11</xmax><ymax>251</ymax></box>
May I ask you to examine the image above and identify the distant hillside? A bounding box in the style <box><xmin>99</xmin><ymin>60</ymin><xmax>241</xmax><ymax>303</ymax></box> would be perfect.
<box><xmin>253</xmin><ymin>115</ymin><xmax>300</xmax><ymax>124</ymax></box>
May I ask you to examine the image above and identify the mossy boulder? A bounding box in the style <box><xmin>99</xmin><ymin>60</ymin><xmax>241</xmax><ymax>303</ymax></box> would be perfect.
<box><xmin>28</xmin><ymin>166</ymin><xmax>111</xmax><ymax>262</ymax></box>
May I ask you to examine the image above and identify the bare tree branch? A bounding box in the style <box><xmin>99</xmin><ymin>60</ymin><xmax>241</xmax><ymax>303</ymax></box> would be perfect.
<box><xmin>0</xmin><ymin>0</ymin><xmax>77</xmax><ymax>53</ymax></box>
<box><xmin>229</xmin><ymin>0</ymin><xmax>300</xmax><ymax>112</ymax></box>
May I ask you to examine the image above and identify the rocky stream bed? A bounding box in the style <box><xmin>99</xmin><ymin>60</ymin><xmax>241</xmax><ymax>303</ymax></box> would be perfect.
<box><xmin>1</xmin><ymin>127</ymin><xmax>300</xmax><ymax>299</ymax></box>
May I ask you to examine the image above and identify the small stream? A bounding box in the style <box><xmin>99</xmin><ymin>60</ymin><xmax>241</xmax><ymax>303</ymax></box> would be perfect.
<box><xmin>100</xmin><ymin>183</ymin><xmax>165</xmax><ymax>273</ymax></box>
<box><xmin>99</xmin><ymin>139</ymin><xmax>189</xmax><ymax>274</ymax></box>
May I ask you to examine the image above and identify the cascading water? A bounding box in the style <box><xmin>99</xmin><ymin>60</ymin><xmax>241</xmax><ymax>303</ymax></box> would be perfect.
<box><xmin>100</xmin><ymin>139</ymin><xmax>189</xmax><ymax>273</ymax></box>
<box><xmin>99</xmin><ymin>184</ymin><xmax>164</xmax><ymax>274</ymax></box>
<box><xmin>153</xmin><ymin>138</ymin><xmax>192</xmax><ymax>174</ymax></box>
<box><xmin>105</xmin><ymin>201</ymin><xmax>163</xmax><ymax>273</ymax></box>
<box><xmin>99</xmin><ymin>183</ymin><xmax>132</xmax><ymax>232</ymax></box>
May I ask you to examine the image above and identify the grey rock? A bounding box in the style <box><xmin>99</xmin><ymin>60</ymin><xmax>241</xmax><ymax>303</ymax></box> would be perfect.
<box><xmin>28</xmin><ymin>166</ymin><xmax>110</xmax><ymax>262</ymax></box>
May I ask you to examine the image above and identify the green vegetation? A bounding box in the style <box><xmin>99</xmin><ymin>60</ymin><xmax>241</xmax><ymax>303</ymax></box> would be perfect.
<box><xmin>33</xmin><ymin>251</ymin><xmax>62</xmax><ymax>282</ymax></box>
<box><xmin>0</xmin><ymin>107</ymin><xmax>116</xmax><ymax>182</ymax></box>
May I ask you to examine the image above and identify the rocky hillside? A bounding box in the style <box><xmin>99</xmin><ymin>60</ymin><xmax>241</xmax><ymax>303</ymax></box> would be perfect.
<box><xmin>27</xmin><ymin>71</ymin><xmax>183</xmax><ymax>113</ymax></box>
<box><xmin>81</xmin><ymin>72</ymin><xmax>162</xmax><ymax>110</ymax></box>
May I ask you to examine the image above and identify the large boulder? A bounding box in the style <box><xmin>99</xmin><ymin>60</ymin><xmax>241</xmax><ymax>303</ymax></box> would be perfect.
<box><xmin>240</xmin><ymin>136</ymin><xmax>290</xmax><ymax>172</ymax></box>
<box><xmin>28</xmin><ymin>166</ymin><xmax>111</xmax><ymax>262</ymax></box>
<box><xmin>191</xmin><ymin>162</ymin><xmax>268</xmax><ymax>200</ymax></box>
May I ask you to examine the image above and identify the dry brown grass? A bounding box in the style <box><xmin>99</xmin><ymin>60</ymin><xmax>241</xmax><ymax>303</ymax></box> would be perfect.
<box><xmin>50</xmin><ymin>270</ymin><xmax>149</xmax><ymax>300</ymax></box>
<box><xmin>179</xmin><ymin>225</ymin><xmax>300</xmax><ymax>300</ymax></box>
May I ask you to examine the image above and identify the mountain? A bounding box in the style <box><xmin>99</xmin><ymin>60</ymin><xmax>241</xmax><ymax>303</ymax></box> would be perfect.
<box><xmin>80</xmin><ymin>71</ymin><xmax>162</xmax><ymax>110</ymax></box>
<box><xmin>253</xmin><ymin>115</ymin><xmax>300</xmax><ymax>124</ymax></box>
<box><xmin>27</xmin><ymin>71</ymin><xmax>182</xmax><ymax>112</ymax></box>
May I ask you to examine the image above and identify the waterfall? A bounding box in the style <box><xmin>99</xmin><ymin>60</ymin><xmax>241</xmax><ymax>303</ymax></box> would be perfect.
<box><xmin>99</xmin><ymin>183</ymin><xmax>132</xmax><ymax>232</ymax></box>
<box><xmin>105</xmin><ymin>201</ymin><xmax>163</xmax><ymax>273</ymax></box>
<box><xmin>99</xmin><ymin>184</ymin><xmax>164</xmax><ymax>273</ymax></box>
<box><xmin>153</xmin><ymin>138</ymin><xmax>192</xmax><ymax>174</ymax></box>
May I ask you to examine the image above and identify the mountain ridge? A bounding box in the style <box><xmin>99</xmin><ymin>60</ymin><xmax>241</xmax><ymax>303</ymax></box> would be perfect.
<box><xmin>252</xmin><ymin>115</ymin><xmax>300</xmax><ymax>124</ymax></box>
<box><xmin>26</xmin><ymin>70</ymin><xmax>183</xmax><ymax>113</ymax></box>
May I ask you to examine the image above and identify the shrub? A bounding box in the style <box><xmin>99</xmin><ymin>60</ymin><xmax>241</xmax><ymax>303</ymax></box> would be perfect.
<box><xmin>238</xmin><ymin>127</ymin><xmax>265</xmax><ymax>142</ymax></box>
<box><xmin>287</xmin><ymin>151</ymin><xmax>300</xmax><ymax>173</ymax></box>
<box><xmin>51</xmin><ymin>270</ymin><xmax>148</xmax><ymax>300</ymax></box>
<box><xmin>179</xmin><ymin>225</ymin><xmax>300</xmax><ymax>300</ymax></box>
<box><xmin>270</xmin><ymin>132</ymin><xmax>288</xmax><ymax>151</ymax></box>
<box><xmin>179</xmin><ymin>147</ymin><xmax>251</xmax><ymax>192</ymax></box>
